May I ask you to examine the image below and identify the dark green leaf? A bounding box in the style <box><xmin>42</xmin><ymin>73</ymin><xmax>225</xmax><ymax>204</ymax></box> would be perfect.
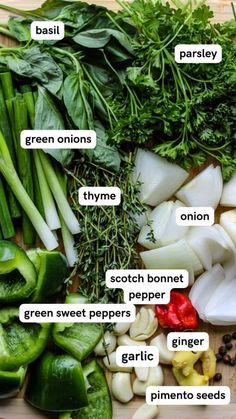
<box><xmin>35</xmin><ymin>86</ymin><xmax>73</xmax><ymax>166</ymax></box>
<box><xmin>8</xmin><ymin>17</ymin><xmax>31</xmax><ymax>42</ymax></box>
<box><xmin>73</xmin><ymin>28</ymin><xmax>133</xmax><ymax>54</ymax></box>
<box><xmin>6</xmin><ymin>47</ymin><xmax>63</xmax><ymax>95</ymax></box>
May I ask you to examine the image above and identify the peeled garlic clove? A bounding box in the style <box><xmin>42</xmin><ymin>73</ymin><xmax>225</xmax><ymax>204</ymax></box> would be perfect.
<box><xmin>113</xmin><ymin>322</ymin><xmax>132</xmax><ymax>336</ymax></box>
<box><xmin>94</xmin><ymin>331</ymin><xmax>117</xmax><ymax>356</ymax></box>
<box><xmin>112</xmin><ymin>372</ymin><xmax>133</xmax><ymax>403</ymax></box>
<box><xmin>117</xmin><ymin>334</ymin><xmax>146</xmax><ymax>347</ymax></box>
<box><xmin>103</xmin><ymin>351</ymin><xmax>133</xmax><ymax>372</ymax></box>
<box><xmin>133</xmin><ymin>366</ymin><xmax>164</xmax><ymax>396</ymax></box>
<box><xmin>132</xmin><ymin>403</ymin><xmax>160</xmax><ymax>419</ymax></box>
<box><xmin>150</xmin><ymin>333</ymin><xmax>174</xmax><ymax>365</ymax></box>
<box><xmin>129</xmin><ymin>308</ymin><xmax>158</xmax><ymax>341</ymax></box>
<box><xmin>134</xmin><ymin>366</ymin><xmax>149</xmax><ymax>382</ymax></box>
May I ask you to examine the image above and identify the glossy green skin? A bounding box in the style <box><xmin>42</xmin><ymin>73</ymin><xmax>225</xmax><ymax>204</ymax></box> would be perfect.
<box><xmin>0</xmin><ymin>366</ymin><xmax>26</xmax><ymax>399</ymax></box>
<box><xmin>27</xmin><ymin>248</ymin><xmax>69</xmax><ymax>302</ymax></box>
<box><xmin>0</xmin><ymin>307</ymin><xmax>50</xmax><ymax>370</ymax></box>
<box><xmin>59</xmin><ymin>360</ymin><xmax>112</xmax><ymax>419</ymax></box>
<box><xmin>53</xmin><ymin>293</ymin><xmax>102</xmax><ymax>361</ymax></box>
<box><xmin>0</xmin><ymin>241</ymin><xmax>37</xmax><ymax>302</ymax></box>
<box><xmin>25</xmin><ymin>352</ymin><xmax>88</xmax><ymax>412</ymax></box>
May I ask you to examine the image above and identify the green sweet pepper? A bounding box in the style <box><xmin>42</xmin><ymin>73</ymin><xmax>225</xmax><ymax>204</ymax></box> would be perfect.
<box><xmin>0</xmin><ymin>307</ymin><xmax>50</xmax><ymax>370</ymax></box>
<box><xmin>52</xmin><ymin>294</ymin><xmax>102</xmax><ymax>361</ymax></box>
<box><xmin>25</xmin><ymin>351</ymin><xmax>88</xmax><ymax>412</ymax></box>
<box><xmin>0</xmin><ymin>366</ymin><xmax>27</xmax><ymax>399</ymax></box>
<box><xmin>59</xmin><ymin>360</ymin><xmax>112</xmax><ymax>419</ymax></box>
<box><xmin>27</xmin><ymin>248</ymin><xmax>69</xmax><ymax>302</ymax></box>
<box><xmin>0</xmin><ymin>241</ymin><xmax>36</xmax><ymax>302</ymax></box>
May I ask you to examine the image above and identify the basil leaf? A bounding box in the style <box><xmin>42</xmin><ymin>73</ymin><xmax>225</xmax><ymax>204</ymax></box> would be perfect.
<box><xmin>73</xmin><ymin>28</ymin><xmax>133</xmax><ymax>54</ymax></box>
<box><xmin>8</xmin><ymin>17</ymin><xmax>31</xmax><ymax>42</ymax></box>
<box><xmin>6</xmin><ymin>47</ymin><xmax>63</xmax><ymax>95</ymax></box>
<box><xmin>32</xmin><ymin>0</ymin><xmax>74</xmax><ymax>18</ymax></box>
<box><xmin>35</xmin><ymin>86</ymin><xmax>73</xmax><ymax>167</ymax></box>
<box><xmin>63</xmin><ymin>72</ymin><xmax>94</xmax><ymax>130</ymax></box>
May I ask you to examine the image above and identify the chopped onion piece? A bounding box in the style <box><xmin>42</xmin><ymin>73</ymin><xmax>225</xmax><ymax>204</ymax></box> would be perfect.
<box><xmin>175</xmin><ymin>165</ymin><xmax>223</xmax><ymax>209</ymax></box>
<box><xmin>189</xmin><ymin>264</ymin><xmax>225</xmax><ymax>321</ymax></box>
<box><xmin>220</xmin><ymin>210</ymin><xmax>236</xmax><ymax>246</ymax></box>
<box><xmin>220</xmin><ymin>171</ymin><xmax>236</xmax><ymax>206</ymax></box>
<box><xmin>131</xmin><ymin>207</ymin><xmax>152</xmax><ymax>230</ymax></box>
<box><xmin>138</xmin><ymin>200</ymin><xmax>189</xmax><ymax>249</ymax></box>
<box><xmin>132</xmin><ymin>149</ymin><xmax>188</xmax><ymax>206</ymax></box>
<box><xmin>140</xmin><ymin>239</ymin><xmax>202</xmax><ymax>285</ymax></box>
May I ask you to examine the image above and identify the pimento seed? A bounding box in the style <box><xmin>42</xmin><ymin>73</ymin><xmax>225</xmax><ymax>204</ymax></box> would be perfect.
<box><xmin>214</xmin><ymin>373</ymin><xmax>222</xmax><ymax>382</ymax></box>
<box><xmin>226</xmin><ymin>342</ymin><xmax>233</xmax><ymax>350</ymax></box>
<box><xmin>219</xmin><ymin>346</ymin><xmax>227</xmax><ymax>356</ymax></box>
<box><xmin>223</xmin><ymin>334</ymin><xmax>232</xmax><ymax>343</ymax></box>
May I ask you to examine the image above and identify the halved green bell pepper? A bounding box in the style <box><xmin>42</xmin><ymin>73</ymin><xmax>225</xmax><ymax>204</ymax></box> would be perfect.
<box><xmin>0</xmin><ymin>307</ymin><xmax>50</xmax><ymax>370</ymax></box>
<box><xmin>27</xmin><ymin>248</ymin><xmax>69</xmax><ymax>302</ymax></box>
<box><xmin>0</xmin><ymin>366</ymin><xmax>27</xmax><ymax>399</ymax></box>
<box><xmin>25</xmin><ymin>351</ymin><xmax>88</xmax><ymax>412</ymax></box>
<box><xmin>0</xmin><ymin>241</ymin><xmax>36</xmax><ymax>302</ymax></box>
<box><xmin>59</xmin><ymin>360</ymin><xmax>112</xmax><ymax>419</ymax></box>
<box><xmin>52</xmin><ymin>294</ymin><xmax>102</xmax><ymax>361</ymax></box>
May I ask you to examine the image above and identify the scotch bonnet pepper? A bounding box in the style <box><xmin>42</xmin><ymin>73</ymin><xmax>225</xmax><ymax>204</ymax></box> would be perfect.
<box><xmin>0</xmin><ymin>240</ymin><xmax>36</xmax><ymax>302</ymax></box>
<box><xmin>52</xmin><ymin>294</ymin><xmax>102</xmax><ymax>361</ymax></box>
<box><xmin>25</xmin><ymin>351</ymin><xmax>88</xmax><ymax>412</ymax></box>
<box><xmin>0</xmin><ymin>307</ymin><xmax>50</xmax><ymax>370</ymax></box>
<box><xmin>155</xmin><ymin>291</ymin><xmax>198</xmax><ymax>331</ymax></box>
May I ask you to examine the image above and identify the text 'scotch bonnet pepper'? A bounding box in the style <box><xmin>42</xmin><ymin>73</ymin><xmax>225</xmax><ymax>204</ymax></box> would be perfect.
<box><xmin>52</xmin><ymin>294</ymin><xmax>102</xmax><ymax>361</ymax></box>
<box><xmin>155</xmin><ymin>291</ymin><xmax>198</xmax><ymax>331</ymax></box>
<box><xmin>0</xmin><ymin>240</ymin><xmax>36</xmax><ymax>302</ymax></box>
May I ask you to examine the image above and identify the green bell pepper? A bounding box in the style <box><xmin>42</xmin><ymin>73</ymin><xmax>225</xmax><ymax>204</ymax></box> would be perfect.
<box><xmin>25</xmin><ymin>351</ymin><xmax>88</xmax><ymax>412</ymax></box>
<box><xmin>0</xmin><ymin>366</ymin><xmax>26</xmax><ymax>399</ymax></box>
<box><xmin>59</xmin><ymin>360</ymin><xmax>112</xmax><ymax>419</ymax></box>
<box><xmin>52</xmin><ymin>294</ymin><xmax>102</xmax><ymax>361</ymax></box>
<box><xmin>0</xmin><ymin>240</ymin><xmax>36</xmax><ymax>302</ymax></box>
<box><xmin>0</xmin><ymin>307</ymin><xmax>50</xmax><ymax>370</ymax></box>
<box><xmin>27</xmin><ymin>248</ymin><xmax>69</xmax><ymax>302</ymax></box>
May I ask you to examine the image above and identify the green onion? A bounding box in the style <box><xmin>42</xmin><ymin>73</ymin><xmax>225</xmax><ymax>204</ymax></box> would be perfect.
<box><xmin>0</xmin><ymin>132</ymin><xmax>58</xmax><ymax>250</ymax></box>
<box><xmin>33</xmin><ymin>150</ymin><xmax>61</xmax><ymax>231</ymax></box>
<box><xmin>0</xmin><ymin>174</ymin><xmax>15</xmax><ymax>239</ymax></box>
<box><xmin>39</xmin><ymin>151</ymin><xmax>80</xmax><ymax>235</ymax></box>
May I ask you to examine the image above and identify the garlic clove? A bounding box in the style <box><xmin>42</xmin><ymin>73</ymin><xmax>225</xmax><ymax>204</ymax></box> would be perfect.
<box><xmin>150</xmin><ymin>333</ymin><xmax>174</xmax><ymax>365</ymax></box>
<box><xmin>132</xmin><ymin>403</ymin><xmax>160</xmax><ymax>419</ymax></box>
<box><xmin>103</xmin><ymin>351</ymin><xmax>133</xmax><ymax>372</ymax></box>
<box><xmin>133</xmin><ymin>366</ymin><xmax>164</xmax><ymax>396</ymax></box>
<box><xmin>134</xmin><ymin>366</ymin><xmax>149</xmax><ymax>382</ymax></box>
<box><xmin>94</xmin><ymin>331</ymin><xmax>117</xmax><ymax>356</ymax></box>
<box><xmin>117</xmin><ymin>334</ymin><xmax>147</xmax><ymax>347</ymax></box>
<box><xmin>111</xmin><ymin>372</ymin><xmax>133</xmax><ymax>403</ymax></box>
<box><xmin>129</xmin><ymin>308</ymin><xmax>158</xmax><ymax>341</ymax></box>
<box><xmin>112</xmin><ymin>322</ymin><xmax>132</xmax><ymax>336</ymax></box>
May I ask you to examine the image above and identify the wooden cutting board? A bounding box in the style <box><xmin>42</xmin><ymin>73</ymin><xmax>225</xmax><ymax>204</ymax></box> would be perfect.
<box><xmin>0</xmin><ymin>1</ymin><xmax>235</xmax><ymax>418</ymax></box>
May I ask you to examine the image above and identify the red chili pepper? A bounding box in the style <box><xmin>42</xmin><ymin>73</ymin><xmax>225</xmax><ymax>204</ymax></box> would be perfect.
<box><xmin>155</xmin><ymin>291</ymin><xmax>198</xmax><ymax>331</ymax></box>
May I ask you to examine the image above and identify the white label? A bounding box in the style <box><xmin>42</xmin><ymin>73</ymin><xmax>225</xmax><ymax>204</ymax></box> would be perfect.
<box><xmin>78</xmin><ymin>187</ymin><xmax>121</xmax><ymax>206</ymax></box>
<box><xmin>175</xmin><ymin>44</ymin><xmax>222</xmax><ymax>63</ymax></box>
<box><xmin>116</xmin><ymin>346</ymin><xmax>159</xmax><ymax>367</ymax></box>
<box><xmin>31</xmin><ymin>21</ymin><xmax>64</xmax><ymax>40</ymax></box>
<box><xmin>21</xmin><ymin>130</ymin><xmax>96</xmax><ymax>149</ymax></box>
<box><xmin>146</xmin><ymin>386</ymin><xmax>230</xmax><ymax>405</ymax></box>
<box><xmin>176</xmin><ymin>207</ymin><xmax>214</xmax><ymax>226</ymax></box>
<box><xmin>19</xmin><ymin>304</ymin><xmax>135</xmax><ymax>323</ymax></box>
<box><xmin>106</xmin><ymin>269</ymin><xmax>188</xmax><ymax>304</ymax></box>
<box><xmin>167</xmin><ymin>332</ymin><xmax>209</xmax><ymax>351</ymax></box>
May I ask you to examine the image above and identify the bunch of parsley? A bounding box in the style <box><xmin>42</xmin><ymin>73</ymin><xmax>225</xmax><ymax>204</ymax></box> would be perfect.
<box><xmin>110</xmin><ymin>0</ymin><xmax>236</xmax><ymax>179</ymax></box>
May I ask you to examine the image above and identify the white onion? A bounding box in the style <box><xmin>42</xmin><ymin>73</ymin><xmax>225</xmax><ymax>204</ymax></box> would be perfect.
<box><xmin>175</xmin><ymin>165</ymin><xmax>223</xmax><ymax>209</ymax></box>
<box><xmin>189</xmin><ymin>264</ymin><xmax>225</xmax><ymax>320</ymax></box>
<box><xmin>132</xmin><ymin>149</ymin><xmax>188</xmax><ymax>206</ymax></box>
<box><xmin>220</xmin><ymin>170</ymin><xmax>236</xmax><ymax>206</ymax></box>
<box><xmin>220</xmin><ymin>210</ymin><xmax>236</xmax><ymax>246</ymax></box>
<box><xmin>131</xmin><ymin>207</ymin><xmax>152</xmax><ymax>230</ymax></box>
<box><xmin>138</xmin><ymin>200</ymin><xmax>189</xmax><ymax>249</ymax></box>
<box><xmin>140</xmin><ymin>239</ymin><xmax>202</xmax><ymax>285</ymax></box>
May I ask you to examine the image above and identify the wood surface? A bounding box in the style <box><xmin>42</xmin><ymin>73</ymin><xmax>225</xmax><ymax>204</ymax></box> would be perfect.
<box><xmin>0</xmin><ymin>1</ymin><xmax>235</xmax><ymax>418</ymax></box>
